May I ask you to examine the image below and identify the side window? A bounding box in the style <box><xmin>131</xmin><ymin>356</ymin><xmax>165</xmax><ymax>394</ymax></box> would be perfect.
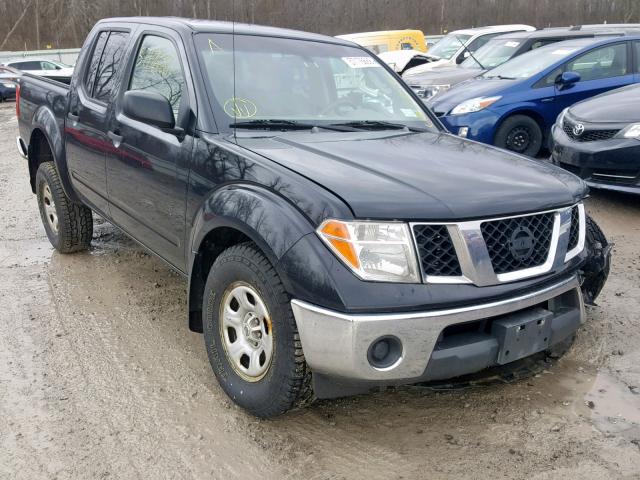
<box><xmin>93</xmin><ymin>31</ymin><xmax>130</xmax><ymax>103</ymax></box>
<box><xmin>635</xmin><ymin>41</ymin><xmax>640</xmax><ymax>73</ymax></box>
<box><xmin>129</xmin><ymin>35</ymin><xmax>185</xmax><ymax>115</ymax></box>
<box><xmin>41</xmin><ymin>62</ymin><xmax>59</xmax><ymax>71</ymax></box>
<box><xmin>566</xmin><ymin>43</ymin><xmax>628</xmax><ymax>81</ymax></box>
<box><xmin>85</xmin><ymin>31</ymin><xmax>109</xmax><ymax>93</ymax></box>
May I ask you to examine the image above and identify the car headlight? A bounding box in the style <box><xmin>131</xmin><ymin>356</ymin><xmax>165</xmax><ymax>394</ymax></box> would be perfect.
<box><xmin>450</xmin><ymin>96</ymin><xmax>501</xmax><ymax>115</ymax></box>
<box><xmin>621</xmin><ymin>124</ymin><xmax>640</xmax><ymax>139</ymax></box>
<box><xmin>556</xmin><ymin>108</ymin><xmax>569</xmax><ymax>128</ymax></box>
<box><xmin>411</xmin><ymin>84</ymin><xmax>450</xmax><ymax>99</ymax></box>
<box><xmin>317</xmin><ymin>220</ymin><xmax>420</xmax><ymax>283</ymax></box>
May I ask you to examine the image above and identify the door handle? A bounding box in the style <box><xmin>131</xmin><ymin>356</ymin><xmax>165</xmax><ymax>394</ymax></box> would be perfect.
<box><xmin>107</xmin><ymin>130</ymin><xmax>123</xmax><ymax>147</ymax></box>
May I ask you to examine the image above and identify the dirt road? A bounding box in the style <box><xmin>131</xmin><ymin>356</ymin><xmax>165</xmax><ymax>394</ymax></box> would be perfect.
<box><xmin>1</xmin><ymin>102</ymin><xmax>639</xmax><ymax>479</ymax></box>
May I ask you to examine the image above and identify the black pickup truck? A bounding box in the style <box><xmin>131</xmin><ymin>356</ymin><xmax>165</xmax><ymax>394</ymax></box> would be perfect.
<box><xmin>16</xmin><ymin>17</ymin><xmax>611</xmax><ymax>417</ymax></box>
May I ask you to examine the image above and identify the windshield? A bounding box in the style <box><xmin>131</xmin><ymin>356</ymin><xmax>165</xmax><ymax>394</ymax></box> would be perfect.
<box><xmin>461</xmin><ymin>38</ymin><xmax>522</xmax><ymax>70</ymax></box>
<box><xmin>195</xmin><ymin>34</ymin><xmax>435</xmax><ymax>131</ymax></box>
<box><xmin>483</xmin><ymin>43</ymin><xmax>579</xmax><ymax>79</ymax></box>
<box><xmin>427</xmin><ymin>33</ymin><xmax>471</xmax><ymax>60</ymax></box>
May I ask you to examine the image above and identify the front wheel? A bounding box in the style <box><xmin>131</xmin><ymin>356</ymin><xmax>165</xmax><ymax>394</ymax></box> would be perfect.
<box><xmin>36</xmin><ymin>162</ymin><xmax>93</xmax><ymax>253</ymax></box>
<box><xmin>581</xmin><ymin>215</ymin><xmax>612</xmax><ymax>305</ymax></box>
<box><xmin>202</xmin><ymin>242</ymin><xmax>312</xmax><ymax>417</ymax></box>
<box><xmin>494</xmin><ymin>115</ymin><xmax>543</xmax><ymax>157</ymax></box>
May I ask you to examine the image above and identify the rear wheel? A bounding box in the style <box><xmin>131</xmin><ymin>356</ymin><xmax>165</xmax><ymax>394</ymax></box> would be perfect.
<box><xmin>202</xmin><ymin>242</ymin><xmax>312</xmax><ymax>417</ymax></box>
<box><xmin>494</xmin><ymin>115</ymin><xmax>543</xmax><ymax>157</ymax></box>
<box><xmin>36</xmin><ymin>162</ymin><xmax>93</xmax><ymax>253</ymax></box>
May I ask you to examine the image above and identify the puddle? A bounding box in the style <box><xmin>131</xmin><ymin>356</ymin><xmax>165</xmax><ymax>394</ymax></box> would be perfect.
<box><xmin>584</xmin><ymin>370</ymin><xmax>640</xmax><ymax>435</ymax></box>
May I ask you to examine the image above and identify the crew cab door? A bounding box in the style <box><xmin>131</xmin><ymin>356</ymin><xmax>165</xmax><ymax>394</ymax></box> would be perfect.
<box><xmin>553</xmin><ymin>42</ymin><xmax>634</xmax><ymax>112</ymax></box>
<box><xmin>106</xmin><ymin>30</ymin><xmax>194</xmax><ymax>269</ymax></box>
<box><xmin>65</xmin><ymin>29</ymin><xmax>130</xmax><ymax>214</ymax></box>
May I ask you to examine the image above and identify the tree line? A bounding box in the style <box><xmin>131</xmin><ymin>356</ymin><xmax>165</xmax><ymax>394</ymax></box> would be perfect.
<box><xmin>1</xmin><ymin>0</ymin><xmax>640</xmax><ymax>51</ymax></box>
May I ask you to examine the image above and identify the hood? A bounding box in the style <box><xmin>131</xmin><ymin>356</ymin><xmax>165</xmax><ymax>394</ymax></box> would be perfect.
<box><xmin>569</xmin><ymin>84</ymin><xmax>640</xmax><ymax>124</ymax></box>
<box><xmin>235</xmin><ymin>131</ymin><xmax>585</xmax><ymax>220</ymax></box>
<box><xmin>378</xmin><ymin>50</ymin><xmax>429</xmax><ymax>73</ymax></box>
<box><xmin>403</xmin><ymin>66</ymin><xmax>483</xmax><ymax>87</ymax></box>
<box><xmin>402</xmin><ymin>58</ymin><xmax>450</xmax><ymax>73</ymax></box>
<box><xmin>428</xmin><ymin>77</ymin><xmax>516</xmax><ymax>114</ymax></box>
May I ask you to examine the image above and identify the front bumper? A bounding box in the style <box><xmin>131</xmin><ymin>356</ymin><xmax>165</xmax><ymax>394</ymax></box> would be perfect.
<box><xmin>551</xmin><ymin>124</ymin><xmax>640</xmax><ymax>194</ymax></box>
<box><xmin>436</xmin><ymin>109</ymin><xmax>499</xmax><ymax>145</ymax></box>
<box><xmin>291</xmin><ymin>274</ymin><xmax>584</xmax><ymax>388</ymax></box>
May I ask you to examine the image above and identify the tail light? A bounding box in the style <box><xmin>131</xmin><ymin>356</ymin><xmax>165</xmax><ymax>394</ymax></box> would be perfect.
<box><xmin>15</xmin><ymin>82</ymin><xmax>20</xmax><ymax>118</ymax></box>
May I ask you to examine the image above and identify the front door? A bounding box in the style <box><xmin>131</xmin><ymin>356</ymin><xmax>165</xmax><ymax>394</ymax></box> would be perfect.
<box><xmin>106</xmin><ymin>30</ymin><xmax>193</xmax><ymax>269</ymax></box>
<box><xmin>65</xmin><ymin>29</ymin><xmax>130</xmax><ymax>214</ymax></box>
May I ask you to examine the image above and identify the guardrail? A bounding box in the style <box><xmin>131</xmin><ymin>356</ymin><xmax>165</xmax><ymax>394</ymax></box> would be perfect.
<box><xmin>0</xmin><ymin>48</ymin><xmax>81</xmax><ymax>66</ymax></box>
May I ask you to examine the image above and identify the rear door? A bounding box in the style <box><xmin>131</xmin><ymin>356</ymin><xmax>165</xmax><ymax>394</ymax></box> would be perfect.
<box><xmin>106</xmin><ymin>28</ymin><xmax>194</xmax><ymax>269</ymax></box>
<box><xmin>554</xmin><ymin>41</ymin><xmax>635</xmax><ymax>111</ymax></box>
<box><xmin>65</xmin><ymin>28</ymin><xmax>131</xmax><ymax>214</ymax></box>
<box><xmin>634</xmin><ymin>41</ymin><xmax>640</xmax><ymax>81</ymax></box>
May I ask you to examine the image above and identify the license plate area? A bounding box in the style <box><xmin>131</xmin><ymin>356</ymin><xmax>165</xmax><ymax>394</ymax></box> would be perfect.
<box><xmin>491</xmin><ymin>307</ymin><xmax>553</xmax><ymax>365</ymax></box>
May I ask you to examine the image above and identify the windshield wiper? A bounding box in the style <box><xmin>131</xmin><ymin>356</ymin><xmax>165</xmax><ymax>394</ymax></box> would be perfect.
<box><xmin>327</xmin><ymin>120</ymin><xmax>426</xmax><ymax>132</ymax></box>
<box><xmin>486</xmin><ymin>74</ymin><xmax>516</xmax><ymax>80</ymax></box>
<box><xmin>229</xmin><ymin>119</ymin><xmax>353</xmax><ymax>131</ymax></box>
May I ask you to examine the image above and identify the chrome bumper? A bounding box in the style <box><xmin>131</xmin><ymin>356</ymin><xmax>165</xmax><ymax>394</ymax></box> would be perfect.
<box><xmin>291</xmin><ymin>275</ymin><xmax>584</xmax><ymax>381</ymax></box>
<box><xmin>16</xmin><ymin>136</ymin><xmax>27</xmax><ymax>159</ymax></box>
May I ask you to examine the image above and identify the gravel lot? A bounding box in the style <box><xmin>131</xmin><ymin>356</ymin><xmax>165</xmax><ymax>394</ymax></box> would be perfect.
<box><xmin>1</xmin><ymin>102</ymin><xmax>639</xmax><ymax>479</ymax></box>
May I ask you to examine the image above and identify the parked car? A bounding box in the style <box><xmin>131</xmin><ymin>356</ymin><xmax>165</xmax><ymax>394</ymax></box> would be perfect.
<box><xmin>0</xmin><ymin>65</ymin><xmax>22</xmax><ymax>82</ymax></box>
<box><xmin>403</xmin><ymin>25</ymin><xmax>535</xmax><ymax>72</ymax></box>
<box><xmin>404</xmin><ymin>27</ymin><xmax>632</xmax><ymax>100</ymax></box>
<box><xmin>425</xmin><ymin>34</ymin><xmax>444</xmax><ymax>49</ymax></box>
<box><xmin>17</xmin><ymin>17</ymin><xmax>610</xmax><ymax>417</ymax></box>
<box><xmin>551</xmin><ymin>83</ymin><xmax>640</xmax><ymax>194</ymax></box>
<box><xmin>378</xmin><ymin>49</ymin><xmax>431</xmax><ymax>74</ymax></box>
<box><xmin>336</xmin><ymin>29</ymin><xmax>427</xmax><ymax>54</ymax></box>
<box><xmin>429</xmin><ymin>36</ymin><xmax>640</xmax><ymax>157</ymax></box>
<box><xmin>3</xmin><ymin>58</ymin><xmax>74</xmax><ymax>81</ymax></box>
<box><xmin>0</xmin><ymin>79</ymin><xmax>16</xmax><ymax>101</ymax></box>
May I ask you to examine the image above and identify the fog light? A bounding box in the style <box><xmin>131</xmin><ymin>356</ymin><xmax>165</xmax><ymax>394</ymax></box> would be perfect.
<box><xmin>458</xmin><ymin>127</ymin><xmax>469</xmax><ymax>138</ymax></box>
<box><xmin>367</xmin><ymin>336</ymin><xmax>403</xmax><ymax>369</ymax></box>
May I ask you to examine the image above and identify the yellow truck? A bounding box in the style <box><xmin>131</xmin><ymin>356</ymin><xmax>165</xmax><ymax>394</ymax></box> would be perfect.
<box><xmin>336</xmin><ymin>30</ymin><xmax>427</xmax><ymax>54</ymax></box>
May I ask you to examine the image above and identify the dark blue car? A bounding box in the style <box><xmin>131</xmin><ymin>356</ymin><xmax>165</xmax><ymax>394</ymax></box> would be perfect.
<box><xmin>429</xmin><ymin>36</ymin><xmax>640</xmax><ymax>156</ymax></box>
<box><xmin>0</xmin><ymin>79</ymin><xmax>17</xmax><ymax>102</ymax></box>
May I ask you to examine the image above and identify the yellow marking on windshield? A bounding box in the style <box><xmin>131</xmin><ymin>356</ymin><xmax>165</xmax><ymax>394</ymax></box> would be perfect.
<box><xmin>224</xmin><ymin>97</ymin><xmax>258</xmax><ymax>118</ymax></box>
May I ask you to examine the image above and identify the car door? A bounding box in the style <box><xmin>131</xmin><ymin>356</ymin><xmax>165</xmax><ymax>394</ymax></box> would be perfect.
<box><xmin>106</xmin><ymin>29</ymin><xmax>194</xmax><ymax>269</ymax></box>
<box><xmin>554</xmin><ymin>42</ymin><xmax>634</xmax><ymax>112</ymax></box>
<box><xmin>65</xmin><ymin>29</ymin><xmax>131</xmax><ymax>215</ymax></box>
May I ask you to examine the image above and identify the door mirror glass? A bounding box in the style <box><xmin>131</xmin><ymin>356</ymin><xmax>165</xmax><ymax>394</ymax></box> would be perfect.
<box><xmin>556</xmin><ymin>71</ymin><xmax>581</xmax><ymax>87</ymax></box>
<box><xmin>123</xmin><ymin>90</ymin><xmax>175</xmax><ymax>129</ymax></box>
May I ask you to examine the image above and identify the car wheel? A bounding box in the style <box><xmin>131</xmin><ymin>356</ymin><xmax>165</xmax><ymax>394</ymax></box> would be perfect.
<box><xmin>581</xmin><ymin>215</ymin><xmax>612</xmax><ymax>305</ymax></box>
<box><xmin>494</xmin><ymin>115</ymin><xmax>543</xmax><ymax>157</ymax></box>
<box><xmin>202</xmin><ymin>242</ymin><xmax>312</xmax><ymax>417</ymax></box>
<box><xmin>36</xmin><ymin>162</ymin><xmax>93</xmax><ymax>253</ymax></box>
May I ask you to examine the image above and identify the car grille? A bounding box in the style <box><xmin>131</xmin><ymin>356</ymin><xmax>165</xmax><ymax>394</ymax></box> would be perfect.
<box><xmin>413</xmin><ymin>225</ymin><xmax>462</xmax><ymax>277</ymax></box>
<box><xmin>562</xmin><ymin>121</ymin><xmax>619</xmax><ymax>142</ymax></box>
<box><xmin>480</xmin><ymin>213</ymin><xmax>555</xmax><ymax>274</ymax></box>
<box><xmin>567</xmin><ymin>206</ymin><xmax>580</xmax><ymax>251</ymax></box>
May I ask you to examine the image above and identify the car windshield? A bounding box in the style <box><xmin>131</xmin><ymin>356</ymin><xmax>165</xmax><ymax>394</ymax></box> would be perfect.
<box><xmin>460</xmin><ymin>38</ymin><xmax>522</xmax><ymax>70</ymax></box>
<box><xmin>426</xmin><ymin>33</ymin><xmax>471</xmax><ymax>60</ymax></box>
<box><xmin>195</xmin><ymin>34</ymin><xmax>435</xmax><ymax>131</ymax></box>
<box><xmin>483</xmin><ymin>43</ymin><xmax>580</xmax><ymax>79</ymax></box>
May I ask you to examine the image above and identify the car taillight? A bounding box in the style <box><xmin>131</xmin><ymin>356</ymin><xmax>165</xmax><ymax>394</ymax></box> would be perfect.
<box><xmin>15</xmin><ymin>82</ymin><xmax>20</xmax><ymax>117</ymax></box>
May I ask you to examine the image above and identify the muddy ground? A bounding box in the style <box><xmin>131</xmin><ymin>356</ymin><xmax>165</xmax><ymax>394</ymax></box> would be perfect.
<box><xmin>0</xmin><ymin>102</ymin><xmax>639</xmax><ymax>479</ymax></box>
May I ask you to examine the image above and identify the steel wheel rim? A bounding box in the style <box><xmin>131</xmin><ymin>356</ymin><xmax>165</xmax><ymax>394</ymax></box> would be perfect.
<box><xmin>219</xmin><ymin>282</ymin><xmax>274</xmax><ymax>382</ymax></box>
<box><xmin>506</xmin><ymin>126</ymin><xmax>531</xmax><ymax>153</ymax></box>
<box><xmin>42</xmin><ymin>184</ymin><xmax>58</xmax><ymax>234</ymax></box>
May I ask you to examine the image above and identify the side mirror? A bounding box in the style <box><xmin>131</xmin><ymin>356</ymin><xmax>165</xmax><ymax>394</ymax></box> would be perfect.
<box><xmin>123</xmin><ymin>90</ymin><xmax>175</xmax><ymax>130</ymax></box>
<box><xmin>556</xmin><ymin>71</ymin><xmax>581</xmax><ymax>88</ymax></box>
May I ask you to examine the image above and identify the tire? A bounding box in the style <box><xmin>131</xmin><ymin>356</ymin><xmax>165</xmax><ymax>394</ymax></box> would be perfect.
<box><xmin>581</xmin><ymin>215</ymin><xmax>611</xmax><ymax>305</ymax></box>
<box><xmin>202</xmin><ymin>242</ymin><xmax>312</xmax><ymax>417</ymax></box>
<box><xmin>36</xmin><ymin>162</ymin><xmax>93</xmax><ymax>253</ymax></box>
<box><xmin>494</xmin><ymin>115</ymin><xmax>543</xmax><ymax>157</ymax></box>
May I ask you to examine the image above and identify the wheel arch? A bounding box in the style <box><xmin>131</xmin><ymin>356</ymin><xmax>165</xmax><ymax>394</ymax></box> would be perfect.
<box><xmin>186</xmin><ymin>185</ymin><xmax>316</xmax><ymax>333</ymax></box>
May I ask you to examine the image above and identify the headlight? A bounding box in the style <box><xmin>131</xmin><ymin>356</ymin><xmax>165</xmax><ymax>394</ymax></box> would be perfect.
<box><xmin>411</xmin><ymin>84</ymin><xmax>450</xmax><ymax>99</ymax></box>
<box><xmin>317</xmin><ymin>220</ymin><xmax>420</xmax><ymax>283</ymax></box>
<box><xmin>621</xmin><ymin>124</ymin><xmax>640</xmax><ymax>139</ymax></box>
<box><xmin>556</xmin><ymin>108</ymin><xmax>568</xmax><ymax>128</ymax></box>
<box><xmin>450</xmin><ymin>96</ymin><xmax>501</xmax><ymax>115</ymax></box>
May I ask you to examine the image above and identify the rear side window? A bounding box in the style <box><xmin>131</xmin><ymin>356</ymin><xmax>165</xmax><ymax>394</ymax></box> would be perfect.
<box><xmin>92</xmin><ymin>31</ymin><xmax>130</xmax><ymax>102</ymax></box>
<box><xmin>128</xmin><ymin>35</ymin><xmax>185</xmax><ymax>115</ymax></box>
<box><xmin>11</xmin><ymin>61</ymin><xmax>41</xmax><ymax>70</ymax></box>
<box><xmin>85</xmin><ymin>31</ymin><xmax>109</xmax><ymax>93</ymax></box>
<box><xmin>635</xmin><ymin>41</ymin><xmax>640</xmax><ymax>72</ymax></box>
<box><xmin>566</xmin><ymin>43</ymin><xmax>628</xmax><ymax>81</ymax></box>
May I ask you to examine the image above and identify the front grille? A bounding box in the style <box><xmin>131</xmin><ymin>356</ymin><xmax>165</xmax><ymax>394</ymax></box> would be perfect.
<box><xmin>562</xmin><ymin>121</ymin><xmax>619</xmax><ymax>142</ymax></box>
<box><xmin>481</xmin><ymin>213</ymin><xmax>555</xmax><ymax>274</ymax></box>
<box><xmin>567</xmin><ymin>207</ymin><xmax>579</xmax><ymax>251</ymax></box>
<box><xmin>413</xmin><ymin>225</ymin><xmax>462</xmax><ymax>277</ymax></box>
